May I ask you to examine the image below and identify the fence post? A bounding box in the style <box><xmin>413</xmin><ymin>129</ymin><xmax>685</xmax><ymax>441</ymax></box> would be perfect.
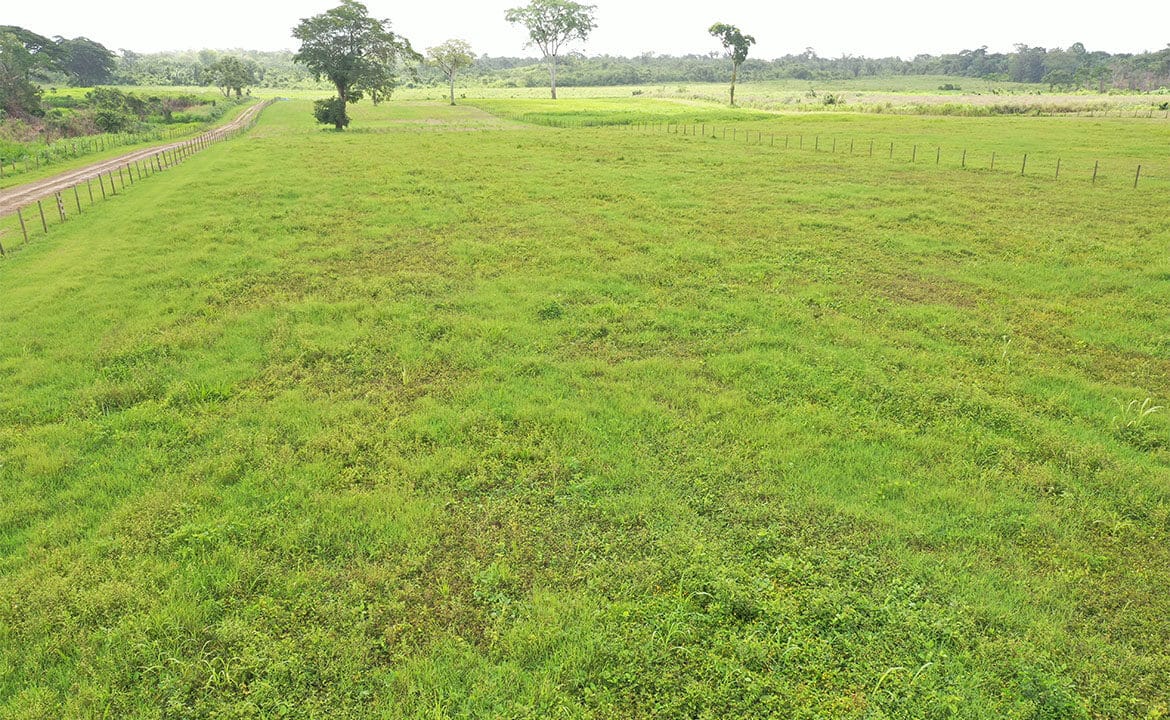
<box><xmin>1055</xmin><ymin>158</ymin><xmax>1061</xmax><ymax>179</ymax></box>
<box><xmin>869</xmin><ymin>140</ymin><xmax>873</xmax><ymax>156</ymax></box>
<box><xmin>74</xmin><ymin>186</ymin><xmax>82</xmax><ymax>214</ymax></box>
<box><xmin>889</xmin><ymin>142</ymin><xmax>893</xmax><ymax>159</ymax></box>
<box><xmin>1021</xmin><ymin>154</ymin><xmax>1027</xmax><ymax>176</ymax></box>
<box><xmin>37</xmin><ymin>200</ymin><xmax>48</xmax><ymax>234</ymax></box>
<box><xmin>1134</xmin><ymin>165</ymin><xmax>1141</xmax><ymax>189</ymax></box>
<box><xmin>991</xmin><ymin>152</ymin><xmax>996</xmax><ymax>171</ymax></box>
<box><xmin>962</xmin><ymin>149</ymin><xmax>967</xmax><ymax>168</ymax></box>
<box><xmin>126</xmin><ymin>164</ymin><xmax>134</xmax><ymax>185</ymax></box>
<box><xmin>1092</xmin><ymin>160</ymin><xmax>1098</xmax><ymax>184</ymax></box>
<box><xmin>55</xmin><ymin>193</ymin><xmax>66</xmax><ymax>222</ymax></box>
<box><xmin>17</xmin><ymin>208</ymin><xmax>28</xmax><ymax>243</ymax></box>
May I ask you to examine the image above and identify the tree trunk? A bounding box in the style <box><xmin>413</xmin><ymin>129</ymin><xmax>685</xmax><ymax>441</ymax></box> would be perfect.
<box><xmin>730</xmin><ymin>63</ymin><xmax>738</xmax><ymax>106</ymax></box>
<box><xmin>336</xmin><ymin>84</ymin><xmax>349</xmax><ymax>131</ymax></box>
<box><xmin>449</xmin><ymin>75</ymin><xmax>456</xmax><ymax>106</ymax></box>
<box><xmin>550</xmin><ymin>58</ymin><xmax>558</xmax><ymax>100</ymax></box>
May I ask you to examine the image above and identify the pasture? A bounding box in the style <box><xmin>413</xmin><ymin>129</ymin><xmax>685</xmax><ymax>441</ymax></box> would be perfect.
<box><xmin>1</xmin><ymin>96</ymin><xmax>1168</xmax><ymax>718</ymax></box>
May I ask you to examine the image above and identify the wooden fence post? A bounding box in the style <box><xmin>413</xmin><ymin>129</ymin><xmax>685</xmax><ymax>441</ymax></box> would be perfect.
<box><xmin>991</xmin><ymin>152</ymin><xmax>996</xmax><ymax>171</ymax></box>
<box><xmin>17</xmin><ymin>208</ymin><xmax>28</xmax><ymax>243</ymax></box>
<box><xmin>37</xmin><ymin>200</ymin><xmax>48</xmax><ymax>233</ymax></box>
<box><xmin>74</xmin><ymin>186</ymin><xmax>82</xmax><ymax>213</ymax></box>
<box><xmin>1021</xmin><ymin>154</ymin><xmax>1027</xmax><ymax>176</ymax></box>
<box><xmin>1134</xmin><ymin>165</ymin><xmax>1141</xmax><ymax>188</ymax></box>
<box><xmin>1092</xmin><ymin>160</ymin><xmax>1098</xmax><ymax>184</ymax></box>
<box><xmin>1055</xmin><ymin>158</ymin><xmax>1061</xmax><ymax>179</ymax></box>
<box><xmin>962</xmin><ymin>149</ymin><xmax>967</xmax><ymax>168</ymax></box>
<box><xmin>55</xmin><ymin>193</ymin><xmax>66</xmax><ymax>222</ymax></box>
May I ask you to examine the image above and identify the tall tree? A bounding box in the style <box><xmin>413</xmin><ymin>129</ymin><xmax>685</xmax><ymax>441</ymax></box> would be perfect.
<box><xmin>505</xmin><ymin>0</ymin><xmax>596</xmax><ymax>99</ymax></box>
<box><xmin>56</xmin><ymin>36</ymin><xmax>115</xmax><ymax>86</ymax></box>
<box><xmin>427</xmin><ymin>40</ymin><xmax>476</xmax><ymax>106</ymax></box>
<box><xmin>0</xmin><ymin>27</ymin><xmax>62</xmax><ymax>117</ymax></box>
<box><xmin>292</xmin><ymin>0</ymin><xmax>418</xmax><ymax>129</ymax></box>
<box><xmin>709</xmin><ymin>23</ymin><xmax>755</xmax><ymax>106</ymax></box>
<box><xmin>206</xmin><ymin>55</ymin><xmax>256</xmax><ymax>98</ymax></box>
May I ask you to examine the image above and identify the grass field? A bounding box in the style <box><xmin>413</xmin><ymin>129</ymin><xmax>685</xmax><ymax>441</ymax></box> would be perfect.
<box><xmin>1</xmin><ymin>98</ymin><xmax>1169</xmax><ymax>718</ymax></box>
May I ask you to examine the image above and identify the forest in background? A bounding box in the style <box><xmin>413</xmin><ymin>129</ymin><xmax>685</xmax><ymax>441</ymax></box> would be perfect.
<box><xmin>116</xmin><ymin>44</ymin><xmax>1170</xmax><ymax>92</ymax></box>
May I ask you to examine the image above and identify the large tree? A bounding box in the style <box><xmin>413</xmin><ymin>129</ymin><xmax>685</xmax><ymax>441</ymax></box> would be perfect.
<box><xmin>206</xmin><ymin>55</ymin><xmax>256</xmax><ymax>98</ymax></box>
<box><xmin>291</xmin><ymin>0</ymin><xmax>418</xmax><ymax>129</ymax></box>
<box><xmin>427</xmin><ymin>40</ymin><xmax>476</xmax><ymax>106</ymax></box>
<box><xmin>505</xmin><ymin>0</ymin><xmax>596</xmax><ymax>100</ymax></box>
<box><xmin>0</xmin><ymin>28</ymin><xmax>57</xmax><ymax>117</ymax></box>
<box><xmin>56</xmin><ymin>36</ymin><xmax>116</xmax><ymax>86</ymax></box>
<box><xmin>709</xmin><ymin>22</ymin><xmax>755</xmax><ymax>106</ymax></box>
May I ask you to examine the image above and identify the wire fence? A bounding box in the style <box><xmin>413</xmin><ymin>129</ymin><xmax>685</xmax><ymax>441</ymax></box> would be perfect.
<box><xmin>0</xmin><ymin>126</ymin><xmax>196</xmax><ymax>183</ymax></box>
<box><xmin>0</xmin><ymin>100</ymin><xmax>273</xmax><ymax>259</ymax></box>
<box><xmin>617</xmin><ymin>120</ymin><xmax>1168</xmax><ymax>190</ymax></box>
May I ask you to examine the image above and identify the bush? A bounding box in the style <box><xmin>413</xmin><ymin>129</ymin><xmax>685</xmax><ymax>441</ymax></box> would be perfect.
<box><xmin>94</xmin><ymin>108</ymin><xmax>137</xmax><ymax>133</ymax></box>
<box><xmin>313</xmin><ymin>97</ymin><xmax>349</xmax><ymax>129</ymax></box>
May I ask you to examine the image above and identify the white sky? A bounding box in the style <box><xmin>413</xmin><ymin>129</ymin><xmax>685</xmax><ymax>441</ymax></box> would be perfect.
<box><xmin>5</xmin><ymin>0</ymin><xmax>1168</xmax><ymax>59</ymax></box>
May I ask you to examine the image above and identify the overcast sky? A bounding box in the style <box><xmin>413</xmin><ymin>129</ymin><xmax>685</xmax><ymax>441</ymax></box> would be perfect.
<box><xmin>6</xmin><ymin>0</ymin><xmax>1168</xmax><ymax>59</ymax></box>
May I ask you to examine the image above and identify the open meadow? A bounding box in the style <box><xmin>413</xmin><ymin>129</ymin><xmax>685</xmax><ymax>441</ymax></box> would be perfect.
<box><xmin>1</xmin><ymin>95</ymin><xmax>1168</xmax><ymax>718</ymax></box>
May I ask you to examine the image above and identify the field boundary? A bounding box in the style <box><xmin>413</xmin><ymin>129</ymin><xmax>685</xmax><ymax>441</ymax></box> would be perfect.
<box><xmin>620</xmin><ymin>120</ymin><xmax>1167</xmax><ymax>190</ymax></box>
<box><xmin>0</xmin><ymin>100</ymin><xmax>275</xmax><ymax>258</ymax></box>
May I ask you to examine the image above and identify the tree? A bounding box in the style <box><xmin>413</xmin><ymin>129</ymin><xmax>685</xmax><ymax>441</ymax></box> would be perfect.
<box><xmin>206</xmin><ymin>55</ymin><xmax>256</xmax><ymax>98</ymax></box>
<box><xmin>292</xmin><ymin>0</ymin><xmax>418</xmax><ymax>129</ymax></box>
<box><xmin>427</xmin><ymin>40</ymin><xmax>476</xmax><ymax>105</ymax></box>
<box><xmin>0</xmin><ymin>30</ymin><xmax>53</xmax><ymax>117</ymax></box>
<box><xmin>56</xmin><ymin>36</ymin><xmax>115</xmax><ymax>86</ymax></box>
<box><xmin>709</xmin><ymin>23</ymin><xmax>755</xmax><ymax>106</ymax></box>
<box><xmin>505</xmin><ymin>0</ymin><xmax>596</xmax><ymax>99</ymax></box>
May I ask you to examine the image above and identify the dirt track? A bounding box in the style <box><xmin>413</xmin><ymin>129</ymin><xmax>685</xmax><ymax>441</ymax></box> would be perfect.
<box><xmin>0</xmin><ymin>101</ymin><xmax>271</xmax><ymax>217</ymax></box>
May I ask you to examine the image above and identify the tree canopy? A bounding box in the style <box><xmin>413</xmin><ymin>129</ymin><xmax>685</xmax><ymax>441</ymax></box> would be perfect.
<box><xmin>505</xmin><ymin>0</ymin><xmax>596</xmax><ymax>99</ymax></box>
<box><xmin>206</xmin><ymin>55</ymin><xmax>257</xmax><ymax>98</ymax></box>
<box><xmin>56</xmin><ymin>36</ymin><xmax>116</xmax><ymax>86</ymax></box>
<box><xmin>709</xmin><ymin>22</ymin><xmax>755</xmax><ymax>106</ymax></box>
<box><xmin>0</xmin><ymin>31</ymin><xmax>49</xmax><ymax>117</ymax></box>
<box><xmin>292</xmin><ymin>0</ymin><xmax>418</xmax><ymax>129</ymax></box>
<box><xmin>427</xmin><ymin>40</ymin><xmax>476</xmax><ymax>105</ymax></box>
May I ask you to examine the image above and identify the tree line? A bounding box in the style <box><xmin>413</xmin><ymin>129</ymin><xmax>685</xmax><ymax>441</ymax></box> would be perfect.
<box><xmin>5</xmin><ymin>1</ymin><xmax>1170</xmax><ymax>131</ymax></box>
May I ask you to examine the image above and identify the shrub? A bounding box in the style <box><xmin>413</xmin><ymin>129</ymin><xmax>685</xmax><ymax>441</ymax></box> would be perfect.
<box><xmin>313</xmin><ymin>97</ymin><xmax>349</xmax><ymax>129</ymax></box>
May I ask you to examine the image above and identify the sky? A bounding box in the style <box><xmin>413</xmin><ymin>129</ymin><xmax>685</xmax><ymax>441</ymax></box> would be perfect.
<box><xmin>5</xmin><ymin>0</ymin><xmax>1168</xmax><ymax>59</ymax></box>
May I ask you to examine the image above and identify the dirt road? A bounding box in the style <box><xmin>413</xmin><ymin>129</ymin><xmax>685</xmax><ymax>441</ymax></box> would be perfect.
<box><xmin>0</xmin><ymin>100</ymin><xmax>271</xmax><ymax>218</ymax></box>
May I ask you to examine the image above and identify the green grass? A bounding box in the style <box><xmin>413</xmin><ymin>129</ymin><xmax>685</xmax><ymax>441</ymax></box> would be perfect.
<box><xmin>1</xmin><ymin>99</ymin><xmax>1169</xmax><ymax>719</ymax></box>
